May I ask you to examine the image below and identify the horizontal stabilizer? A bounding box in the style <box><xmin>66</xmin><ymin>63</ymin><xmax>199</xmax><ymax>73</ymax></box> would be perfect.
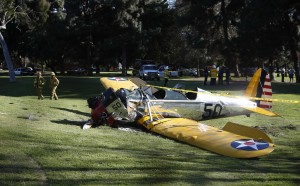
<box><xmin>223</xmin><ymin>122</ymin><xmax>273</xmax><ymax>143</ymax></box>
<box><xmin>242</xmin><ymin>106</ymin><xmax>278</xmax><ymax>117</ymax></box>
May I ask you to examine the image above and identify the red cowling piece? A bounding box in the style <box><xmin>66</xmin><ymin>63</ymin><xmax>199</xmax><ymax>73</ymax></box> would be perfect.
<box><xmin>91</xmin><ymin>102</ymin><xmax>115</xmax><ymax>127</ymax></box>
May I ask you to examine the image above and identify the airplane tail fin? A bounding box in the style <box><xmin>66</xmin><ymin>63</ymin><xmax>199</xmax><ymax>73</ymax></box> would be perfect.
<box><xmin>244</xmin><ymin>68</ymin><xmax>262</xmax><ymax>98</ymax></box>
<box><xmin>244</xmin><ymin>68</ymin><xmax>273</xmax><ymax>109</ymax></box>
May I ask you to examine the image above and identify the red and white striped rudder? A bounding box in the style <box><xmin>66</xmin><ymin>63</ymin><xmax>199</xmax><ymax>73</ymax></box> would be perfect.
<box><xmin>259</xmin><ymin>74</ymin><xmax>272</xmax><ymax>109</ymax></box>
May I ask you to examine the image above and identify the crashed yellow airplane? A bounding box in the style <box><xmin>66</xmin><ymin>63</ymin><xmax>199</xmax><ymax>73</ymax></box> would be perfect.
<box><xmin>85</xmin><ymin>68</ymin><xmax>276</xmax><ymax>158</ymax></box>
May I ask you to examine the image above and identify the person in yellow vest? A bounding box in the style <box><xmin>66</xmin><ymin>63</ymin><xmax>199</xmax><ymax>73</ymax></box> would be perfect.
<box><xmin>50</xmin><ymin>72</ymin><xmax>60</xmax><ymax>100</ymax></box>
<box><xmin>164</xmin><ymin>66</ymin><xmax>170</xmax><ymax>87</ymax></box>
<box><xmin>210</xmin><ymin>65</ymin><xmax>218</xmax><ymax>85</ymax></box>
<box><xmin>34</xmin><ymin>72</ymin><xmax>45</xmax><ymax>100</ymax></box>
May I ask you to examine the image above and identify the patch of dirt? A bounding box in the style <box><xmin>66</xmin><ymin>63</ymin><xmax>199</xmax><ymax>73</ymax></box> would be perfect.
<box><xmin>254</xmin><ymin>124</ymin><xmax>298</xmax><ymax>137</ymax></box>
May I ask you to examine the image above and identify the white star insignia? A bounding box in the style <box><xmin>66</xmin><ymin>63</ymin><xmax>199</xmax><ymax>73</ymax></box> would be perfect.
<box><xmin>234</xmin><ymin>139</ymin><xmax>266</xmax><ymax>150</ymax></box>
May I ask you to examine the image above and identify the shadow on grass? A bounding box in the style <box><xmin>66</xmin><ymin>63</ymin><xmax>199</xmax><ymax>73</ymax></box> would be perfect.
<box><xmin>50</xmin><ymin>106</ymin><xmax>90</xmax><ymax>127</ymax></box>
<box><xmin>50</xmin><ymin>119</ymin><xmax>86</xmax><ymax>127</ymax></box>
<box><xmin>50</xmin><ymin>107</ymin><xmax>90</xmax><ymax>117</ymax></box>
<box><xmin>3</xmin><ymin>143</ymin><xmax>300</xmax><ymax>185</ymax></box>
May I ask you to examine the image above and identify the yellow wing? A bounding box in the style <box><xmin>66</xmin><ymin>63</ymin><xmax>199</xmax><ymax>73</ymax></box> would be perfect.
<box><xmin>100</xmin><ymin>77</ymin><xmax>159</xmax><ymax>94</ymax></box>
<box><xmin>138</xmin><ymin>117</ymin><xmax>275</xmax><ymax>158</ymax></box>
<box><xmin>100</xmin><ymin>77</ymin><xmax>138</xmax><ymax>90</ymax></box>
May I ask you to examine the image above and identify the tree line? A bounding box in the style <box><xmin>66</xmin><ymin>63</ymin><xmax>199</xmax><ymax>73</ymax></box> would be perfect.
<box><xmin>0</xmin><ymin>0</ymin><xmax>299</xmax><ymax>83</ymax></box>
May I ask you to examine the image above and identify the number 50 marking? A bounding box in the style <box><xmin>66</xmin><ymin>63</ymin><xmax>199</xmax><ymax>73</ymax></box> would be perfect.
<box><xmin>202</xmin><ymin>103</ymin><xmax>223</xmax><ymax>119</ymax></box>
<box><xmin>112</xmin><ymin>101</ymin><xmax>122</xmax><ymax>111</ymax></box>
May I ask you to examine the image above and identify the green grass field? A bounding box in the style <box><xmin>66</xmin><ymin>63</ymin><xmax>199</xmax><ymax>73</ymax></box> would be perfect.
<box><xmin>0</xmin><ymin>74</ymin><xmax>299</xmax><ymax>185</ymax></box>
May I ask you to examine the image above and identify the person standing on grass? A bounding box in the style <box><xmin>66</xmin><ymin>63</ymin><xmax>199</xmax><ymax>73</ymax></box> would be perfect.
<box><xmin>203</xmin><ymin>66</ymin><xmax>209</xmax><ymax>85</ymax></box>
<box><xmin>288</xmin><ymin>68</ymin><xmax>295</xmax><ymax>83</ymax></box>
<box><xmin>210</xmin><ymin>65</ymin><xmax>217</xmax><ymax>85</ymax></box>
<box><xmin>34</xmin><ymin>72</ymin><xmax>45</xmax><ymax>100</ymax></box>
<box><xmin>281</xmin><ymin>67</ymin><xmax>285</xmax><ymax>82</ymax></box>
<box><xmin>164</xmin><ymin>66</ymin><xmax>170</xmax><ymax>87</ymax></box>
<box><xmin>218</xmin><ymin>66</ymin><xmax>224</xmax><ymax>85</ymax></box>
<box><xmin>50</xmin><ymin>72</ymin><xmax>60</xmax><ymax>100</ymax></box>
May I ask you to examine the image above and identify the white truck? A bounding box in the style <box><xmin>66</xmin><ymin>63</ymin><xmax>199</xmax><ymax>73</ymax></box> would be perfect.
<box><xmin>138</xmin><ymin>64</ymin><xmax>160</xmax><ymax>81</ymax></box>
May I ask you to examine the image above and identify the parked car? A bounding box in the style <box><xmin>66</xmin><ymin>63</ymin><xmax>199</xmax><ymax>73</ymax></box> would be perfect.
<box><xmin>179</xmin><ymin>68</ymin><xmax>197</xmax><ymax>77</ymax></box>
<box><xmin>138</xmin><ymin>64</ymin><xmax>160</xmax><ymax>80</ymax></box>
<box><xmin>14</xmin><ymin>67</ymin><xmax>35</xmax><ymax>76</ymax></box>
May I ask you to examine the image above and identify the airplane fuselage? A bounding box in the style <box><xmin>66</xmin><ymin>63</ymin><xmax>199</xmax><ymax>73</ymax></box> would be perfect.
<box><xmin>126</xmin><ymin>89</ymin><xmax>256</xmax><ymax>121</ymax></box>
<box><xmin>149</xmin><ymin>98</ymin><xmax>252</xmax><ymax>121</ymax></box>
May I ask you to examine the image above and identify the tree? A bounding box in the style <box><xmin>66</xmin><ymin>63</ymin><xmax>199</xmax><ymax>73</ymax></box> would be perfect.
<box><xmin>109</xmin><ymin>0</ymin><xmax>144</xmax><ymax>76</ymax></box>
<box><xmin>62</xmin><ymin>0</ymin><xmax>144</xmax><ymax>75</ymax></box>
<box><xmin>139</xmin><ymin>0</ymin><xmax>177</xmax><ymax>65</ymax></box>
<box><xmin>0</xmin><ymin>0</ymin><xmax>17</xmax><ymax>82</ymax></box>
<box><xmin>237</xmin><ymin>0</ymin><xmax>300</xmax><ymax>83</ymax></box>
<box><xmin>1</xmin><ymin>0</ymin><xmax>51</xmax><ymax>81</ymax></box>
<box><xmin>176</xmin><ymin>0</ymin><xmax>300</xmax><ymax>82</ymax></box>
<box><xmin>70</xmin><ymin>0</ymin><xmax>175</xmax><ymax>76</ymax></box>
<box><xmin>176</xmin><ymin>0</ymin><xmax>247</xmax><ymax>75</ymax></box>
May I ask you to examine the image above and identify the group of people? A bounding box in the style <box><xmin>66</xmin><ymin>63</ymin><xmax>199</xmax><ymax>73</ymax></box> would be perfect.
<box><xmin>162</xmin><ymin>65</ymin><xmax>231</xmax><ymax>87</ymax></box>
<box><xmin>204</xmin><ymin>65</ymin><xmax>230</xmax><ymax>86</ymax></box>
<box><xmin>34</xmin><ymin>72</ymin><xmax>59</xmax><ymax>100</ymax></box>
<box><xmin>281</xmin><ymin>67</ymin><xmax>296</xmax><ymax>83</ymax></box>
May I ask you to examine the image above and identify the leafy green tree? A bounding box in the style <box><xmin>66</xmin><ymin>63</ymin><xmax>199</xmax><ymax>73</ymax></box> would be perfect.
<box><xmin>139</xmin><ymin>0</ymin><xmax>176</xmax><ymax>65</ymax></box>
<box><xmin>1</xmin><ymin>0</ymin><xmax>51</xmax><ymax>81</ymax></box>
<box><xmin>237</xmin><ymin>0</ymin><xmax>300</xmax><ymax>83</ymax></box>
<box><xmin>176</xmin><ymin>0</ymin><xmax>300</xmax><ymax>82</ymax></box>
<box><xmin>62</xmin><ymin>0</ymin><xmax>143</xmax><ymax>75</ymax></box>
<box><xmin>68</xmin><ymin>0</ymin><xmax>176</xmax><ymax>76</ymax></box>
<box><xmin>107</xmin><ymin>0</ymin><xmax>144</xmax><ymax>75</ymax></box>
<box><xmin>175</xmin><ymin>0</ymin><xmax>242</xmax><ymax>71</ymax></box>
<box><xmin>0</xmin><ymin>0</ymin><xmax>18</xmax><ymax>82</ymax></box>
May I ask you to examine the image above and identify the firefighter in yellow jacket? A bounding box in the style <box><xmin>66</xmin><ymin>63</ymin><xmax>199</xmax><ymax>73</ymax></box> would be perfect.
<box><xmin>50</xmin><ymin>72</ymin><xmax>59</xmax><ymax>100</ymax></box>
<box><xmin>34</xmin><ymin>72</ymin><xmax>45</xmax><ymax>100</ymax></box>
<box><xmin>210</xmin><ymin>65</ymin><xmax>218</xmax><ymax>85</ymax></box>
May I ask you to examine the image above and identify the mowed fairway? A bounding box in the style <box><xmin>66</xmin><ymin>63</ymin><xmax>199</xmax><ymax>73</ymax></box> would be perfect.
<box><xmin>0</xmin><ymin>74</ymin><xmax>300</xmax><ymax>185</ymax></box>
